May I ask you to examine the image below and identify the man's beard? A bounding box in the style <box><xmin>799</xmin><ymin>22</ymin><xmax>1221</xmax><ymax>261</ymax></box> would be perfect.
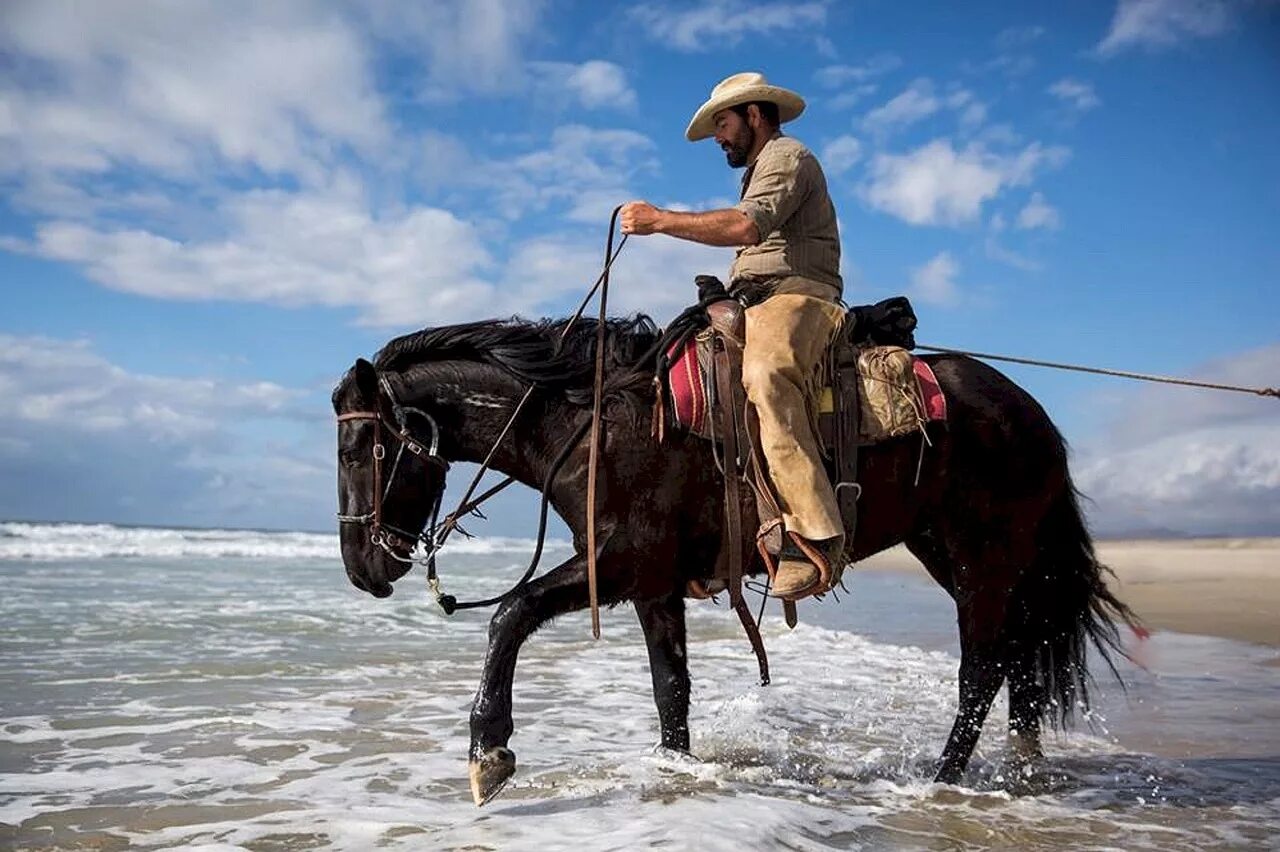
<box><xmin>723</xmin><ymin>125</ymin><xmax>754</xmax><ymax>168</ymax></box>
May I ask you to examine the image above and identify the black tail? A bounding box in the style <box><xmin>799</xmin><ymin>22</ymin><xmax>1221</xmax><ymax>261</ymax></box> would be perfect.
<box><xmin>1018</xmin><ymin>480</ymin><xmax>1143</xmax><ymax>728</ymax></box>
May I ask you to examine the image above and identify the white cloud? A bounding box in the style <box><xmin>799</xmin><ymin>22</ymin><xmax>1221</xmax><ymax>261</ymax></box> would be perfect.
<box><xmin>945</xmin><ymin>88</ymin><xmax>989</xmax><ymax>129</ymax></box>
<box><xmin>822</xmin><ymin>135</ymin><xmax>864</xmax><ymax>176</ymax></box>
<box><xmin>909</xmin><ymin>252</ymin><xmax>961</xmax><ymax>306</ymax></box>
<box><xmin>994</xmin><ymin>25</ymin><xmax>1047</xmax><ymax>49</ymax></box>
<box><xmin>0</xmin><ymin>334</ymin><xmax>331</xmax><ymax>529</ymax></box>
<box><xmin>631</xmin><ymin>1</ymin><xmax>827</xmax><ymax>51</ymax></box>
<box><xmin>814</xmin><ymin>54</ymin><xmax>902</xmax><ymax>88</ymax></box>
<box><xmin>362</xmin><ymin>0</ymin><xmax>545</xmax><ymax>98</ymax></box>
<box><xmin>826</xmin><ymin>84</ymin><xmax>881</xmax><ymax>111</ymax></box>
<box><xmin>862</xmin><ymin>139</ymin><xmax>1070</xmax><ymax>227</ymax></box>
<box><xmin>862</xmin><ymin>79</ymin><xmax>941</xmax><ymax>134</ymax></box>
<box><xmin>528</xmin><ymin>60</ymin><xmax>637</xmax><ymax>110</ymax></box>
<box><xmin>1016</xmin><ymin>191</ymin><xmax>1061</xmax><ymax>230</ymax></box>
<box><xmin>1097</xmin><ymin>0</ymin><xmax>1237</xmax><ymax>55</ymax></box>
<box><xmin>5</xmin><ymin>178</ymin><xmax>498</xmax><ymax>327</ymax></box>
<box><xmin>1075</xmin><ymin>344</ymin><xmax>1280</xmax><ymax>535</ymax></box>
<box><xmin>500</xmin><ymin>125</ymin><xmax>657</xmax><ymax>223</ymax></box>
<box><xmin>984</xmin><ymin>236</ymin><xmax>1042</xmax><ymax>272</ymax></box>
<box><xmin>501</xmin><ymin>232</ymin><xmax>729</xmax><ymax>322</ymax></box>
<box><xmin>0</xmin><ymin>335</ymin><xmax>300</xmax><ymax>439</ymax></box>
<box><xmin>0</xmin><ymin>0</ymin><xmax>388</xmax><ymax>184</ymax></box>
<box><xmin>862</xmin><ymin>80</ymin><xmax>989</xmax><ymax>136</ymax></box>
<box><xmin>1048</xmin><ymin>78</ymin><xmax>1101</xmax><ymax>111</ymax></box>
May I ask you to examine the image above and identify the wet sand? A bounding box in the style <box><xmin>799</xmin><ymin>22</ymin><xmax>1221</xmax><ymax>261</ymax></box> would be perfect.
<box><xmin>856</xmin><ymin>538</ymin><xmax>1280</xmax><ymax>648</ymax></box>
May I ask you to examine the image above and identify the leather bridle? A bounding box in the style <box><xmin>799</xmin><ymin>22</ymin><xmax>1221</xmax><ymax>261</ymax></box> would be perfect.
<box><xmin>336</xmin><ymin>377</ymin><xmax>450</xmax><ymax>563</ymax></box>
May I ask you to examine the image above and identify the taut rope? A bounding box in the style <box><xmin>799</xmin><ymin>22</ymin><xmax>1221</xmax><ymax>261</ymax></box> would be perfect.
<box><xmin>916</xmin><ymin>345</ymin><xmax>1279</xmax><ymax>399</ymax></box>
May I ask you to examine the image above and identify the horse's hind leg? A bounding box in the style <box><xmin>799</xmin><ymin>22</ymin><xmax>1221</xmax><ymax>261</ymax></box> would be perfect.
<box><xmin>933</xmin><ymin>542</ymin><xmax>1027</xmax><ymax>785</ymax></box>
<box><xmin>906</xmin><ymin>532</ymin><xmax>1007</xmax><ymax>782</ymax></box>
<box><xmin>634</xmin><ymin>590</ymin><xmax>691</xmax><ymax>752</ymax></box>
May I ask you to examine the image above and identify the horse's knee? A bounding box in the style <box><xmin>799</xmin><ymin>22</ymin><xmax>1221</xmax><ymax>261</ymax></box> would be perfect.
<box><xmin>488</xmin><ymin>594</ymin><xmax>536</xmax><ymax>641</ymax></box>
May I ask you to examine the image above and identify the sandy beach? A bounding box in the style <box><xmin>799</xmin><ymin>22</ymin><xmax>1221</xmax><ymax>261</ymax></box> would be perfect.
<box><xmin>857</xmin><ymin>538</ymin><xmax>1280</xmax><ymax>648</ymax></box>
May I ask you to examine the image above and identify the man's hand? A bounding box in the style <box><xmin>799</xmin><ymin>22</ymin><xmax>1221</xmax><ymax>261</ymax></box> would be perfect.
<box><xmin>620</xmin><ymin>201</ymin><xmax>664</xmax><ymax>236</ymax></box>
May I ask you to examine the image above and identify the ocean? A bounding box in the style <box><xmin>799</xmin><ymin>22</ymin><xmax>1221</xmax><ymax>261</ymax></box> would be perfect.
<box><xmin>1</xmin><ymin>521</ymin><xmax>1277</xmax><ymax>850</ymax></box>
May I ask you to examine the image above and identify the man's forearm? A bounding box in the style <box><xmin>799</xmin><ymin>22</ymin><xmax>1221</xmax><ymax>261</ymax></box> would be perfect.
<box><xmin>656</xmin><ymin>208</ymin><xmax>759</xmax><ymax>247</ymax></box>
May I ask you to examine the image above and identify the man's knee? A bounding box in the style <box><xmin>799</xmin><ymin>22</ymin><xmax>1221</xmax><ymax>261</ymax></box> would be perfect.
<box><xmin>741</xmin><ymin>358</ymin><xmax>795</xmax><ymax>406</ymax></box>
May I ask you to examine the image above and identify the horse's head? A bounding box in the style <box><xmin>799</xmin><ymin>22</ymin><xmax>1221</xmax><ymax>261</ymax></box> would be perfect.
<box><xmin>333</xmin><ymin>358</ymin><xmax>450</xmax><ymax>597</ymax></box>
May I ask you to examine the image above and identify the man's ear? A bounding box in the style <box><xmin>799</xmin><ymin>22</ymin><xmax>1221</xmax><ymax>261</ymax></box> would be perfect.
<box><xmin>354</xmin><ymin>358</ymin><xmax>379</xmax><ymax>404</ymax></box>
<box><xmin>746</xmin><ymin>102</ymin><xmax>763</xmax><ymax>129</ymax></box>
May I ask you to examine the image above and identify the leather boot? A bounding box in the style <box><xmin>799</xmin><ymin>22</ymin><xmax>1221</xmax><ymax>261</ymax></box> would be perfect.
<box><xmin>773</xmin><ymin>534</ymin><xmax>843</xmax><ymax>600</ymax></box>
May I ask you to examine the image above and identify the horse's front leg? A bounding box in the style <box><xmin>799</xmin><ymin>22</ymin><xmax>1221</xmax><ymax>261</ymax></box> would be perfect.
<box><xmin>634</xmin><ymin>590</ymin><xmax>690</xmax><ymax>752</ymax></box>
<box><xmin>468</xmin><ymin>552</ymin><xmax>604</xmax><ymax>805</ymax></box>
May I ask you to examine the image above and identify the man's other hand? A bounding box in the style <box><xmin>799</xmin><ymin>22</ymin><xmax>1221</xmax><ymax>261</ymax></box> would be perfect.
<box><xmin>620</xmin><ymin>201</ymin><xmax>663</xmax><ymax>235</ymax></box>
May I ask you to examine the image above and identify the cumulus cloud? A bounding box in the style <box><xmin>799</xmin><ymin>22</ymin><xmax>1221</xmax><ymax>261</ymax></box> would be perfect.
<box><xmin>1016</xmin><ymin>192</ymin><xmax>1061</xmax><ymax>230</ymax></box>
<box><xmin>362</xmin><ymin>0</ymin><xmax>545</xmax><ymax>98</ymax></box>
<box><xmin>909</xmin><ymin>251</ymin><xmax>961</xmax><ymax>306</ymax></box>
<box><xmin>499</xmin><ymin>229</ymin><xmax>730</xmax><ymax>322</ymax></box>
<box><xmin>4</xmin><ymin>179</ymin><xmax>498</xmax><ymax>327</ymax></box>
<box><xmin>862</xmin><ymin>138</ymin><xmax>1070</xmax><ymax>226</ymax></box>
<box><xmin>0</xmin><ymin>0</ymin><xmax>388</xmax><ymax>186</ymax></box>
<box><xmin>862</xmin><ymin>79</ymin><xmax>941</xmax><ymax>134</ymax></box>
<box><xmin>814</xmin><ymin>54</ymin><xmax>902</xmax><ymax>88</ymax></box>
<box><xmin>631</xmin><ymin>1</ymin><xmax>827</xmax><ymax>51</ymax></box>
<box><xmin>0</xmin><ymin>334</ymin><xmax>330</xmax><ymax>529</ymax></box>
<box><xmin>1048</xmin><ymin>78</ymin><xmax>1101</xmax><ymax>112</ymax></box>
<box><xmin>861</xmin><ymin>80</ymin><xmax>988</xmax><ymax>137</ymax></box>
<box><xmin>1075</xmin><ymin>344</ymin><xmax>1280</xmax><ymax>535</ymax></box>
<box><xmin>822</xmin><ymin>135</ymin><xmax>864</xmax><ymax>176</ymax></box>
<box><xmin>994</xmin><ymin>25</ymin><xmax>1047</xmax><ymax>49</ymax></box>
<box><xmin>499</xmin><ymin>125</ymin><xmax>657</xmax><ymax>223</ymax></box>
<box><xmin>1097</xmin><ymin>0</ymin><xmax>1238</xmax><ymax>55</ymax></box>
<box><xmin>528</xmin><ymin>60</ymin><xmax>638</xmax><ymax>110</ymax></box>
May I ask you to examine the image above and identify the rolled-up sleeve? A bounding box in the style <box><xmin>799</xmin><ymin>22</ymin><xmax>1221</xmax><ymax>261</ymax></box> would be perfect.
<box><xmin>735</xmin><ymin>148</ymin><xmax>811</xmax><ymax>243</ymax></box>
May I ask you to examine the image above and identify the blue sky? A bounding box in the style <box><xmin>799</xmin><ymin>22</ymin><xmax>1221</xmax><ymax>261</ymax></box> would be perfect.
<box><xmin>1</xmin><ymin>0</ymin><xmax>1277</xmax><ymax>536</ymax></box>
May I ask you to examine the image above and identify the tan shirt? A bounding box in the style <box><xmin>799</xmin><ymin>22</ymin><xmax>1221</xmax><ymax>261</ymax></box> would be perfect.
<box><xmin>731</xmin><ymin>132</ymin><xmax>842</xmax><ymax>296</ymax></box>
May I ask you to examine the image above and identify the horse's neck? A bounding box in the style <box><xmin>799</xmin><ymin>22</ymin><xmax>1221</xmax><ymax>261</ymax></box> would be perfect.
<box><xmin>404</xmin><ymin>363</ymin><xmax>574</xmax><ymax>489</ymax></box>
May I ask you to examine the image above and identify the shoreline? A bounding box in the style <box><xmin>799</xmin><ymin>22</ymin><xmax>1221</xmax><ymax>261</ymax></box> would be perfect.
<box><xmin>855</xmin><ymin>538</ymin><xmax>1280</xmax><ymax>648</ymax></box>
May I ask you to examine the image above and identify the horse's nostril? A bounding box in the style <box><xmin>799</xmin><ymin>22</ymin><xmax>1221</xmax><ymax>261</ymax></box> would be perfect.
<box><xmin>347</xmin><ymin>570</ymin><xmax>368</xmax><ymax>592</ymax></box>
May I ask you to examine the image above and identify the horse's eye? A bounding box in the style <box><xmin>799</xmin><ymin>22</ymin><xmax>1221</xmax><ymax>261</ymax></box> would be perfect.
<box><xmin>339</xmin><ymin>449</ymin><xmax>361</xmax><ymax>468</ymax></box>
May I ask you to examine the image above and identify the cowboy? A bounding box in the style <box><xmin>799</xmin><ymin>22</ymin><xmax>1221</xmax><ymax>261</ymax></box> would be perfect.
<box><xmin>621</xmin><ymin>72</ymin><xmax>846</xmax><ymax>600</ymax></box>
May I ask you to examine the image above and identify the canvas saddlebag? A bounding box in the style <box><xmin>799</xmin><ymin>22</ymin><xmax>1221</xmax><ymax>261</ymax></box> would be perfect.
<box><xmin>853</xmin><ymin>345</ymin><xmax>926</xmax><ymax>443</ymax></box>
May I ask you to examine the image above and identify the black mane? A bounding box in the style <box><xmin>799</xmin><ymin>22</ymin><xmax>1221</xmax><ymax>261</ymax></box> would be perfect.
<box><xmin>371</xmin><ymin>315</ymin><xmax>662</xmax><ymax>406</ymax></box>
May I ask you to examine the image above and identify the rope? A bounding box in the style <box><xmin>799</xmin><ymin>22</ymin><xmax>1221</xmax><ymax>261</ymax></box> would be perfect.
<box><xmin>916</xmin><ymin>345</ymin><xmax>1280</xmax><ymax>399</ymax></box>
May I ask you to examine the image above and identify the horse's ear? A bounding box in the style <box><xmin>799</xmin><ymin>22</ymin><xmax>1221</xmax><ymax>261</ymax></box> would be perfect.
<box><xmin>354</xmin><ymin>358</ymin><xmax>379</xmax><ymax>402</ymax></box>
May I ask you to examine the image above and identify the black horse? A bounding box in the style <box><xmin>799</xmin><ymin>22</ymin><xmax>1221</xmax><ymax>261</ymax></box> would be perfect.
<box><xmin>333</xmin><ymin>314</ymin><xmax>1138</xmax><ymax>805</ymax></box>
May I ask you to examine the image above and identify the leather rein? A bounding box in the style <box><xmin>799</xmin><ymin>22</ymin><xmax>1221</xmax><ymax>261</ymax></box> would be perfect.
<box><xmin>335</xmin><ymin>375</ymin><xmax>450</xmax><ymax>562</ymax></box>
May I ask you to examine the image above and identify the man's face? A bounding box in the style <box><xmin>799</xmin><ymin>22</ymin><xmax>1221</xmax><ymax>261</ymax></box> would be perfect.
<box><xmin>713</xmin><ymin>108</ymin><xmax>753</xmax><ymax>169</ymax></box>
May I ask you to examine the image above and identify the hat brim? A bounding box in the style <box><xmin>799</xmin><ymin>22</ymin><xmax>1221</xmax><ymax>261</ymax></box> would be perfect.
<box><xmin>685</xmin><ymin>85</ymin><xmax>805</xmax><ymax>142</ymax></box>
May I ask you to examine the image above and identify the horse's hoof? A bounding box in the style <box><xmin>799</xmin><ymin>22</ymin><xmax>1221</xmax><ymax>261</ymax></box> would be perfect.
<box><xmin>469</xmin><ymin>746</ymin><xmax>516</xmax><ymax>806</ymax></box>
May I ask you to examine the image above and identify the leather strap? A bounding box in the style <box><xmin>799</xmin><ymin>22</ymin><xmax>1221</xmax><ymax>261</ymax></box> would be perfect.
<box><xmin>713</xmin><ymin>333</ymin><xmax>744</xmax><ymax>609</ymax></box>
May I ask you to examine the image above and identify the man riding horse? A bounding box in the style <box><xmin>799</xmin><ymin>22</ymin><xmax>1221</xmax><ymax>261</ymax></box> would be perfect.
<box><xmin>621</xmin><ymin>72</ymin><xmax>845</xmax><ymax>601</ymax></box>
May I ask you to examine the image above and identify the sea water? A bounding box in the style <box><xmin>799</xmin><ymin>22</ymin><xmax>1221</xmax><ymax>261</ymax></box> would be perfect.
<box><xmin>1</xmin><ymin>522</ymin><xmax>1277</xmax><ymax>850</ymax></box>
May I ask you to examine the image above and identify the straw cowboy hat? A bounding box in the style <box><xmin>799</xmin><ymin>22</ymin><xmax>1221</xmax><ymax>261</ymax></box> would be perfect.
<box><xmin>685</xmin><ymin>72</ymin><xmax>806</xmax><ymax>142</ymax></box>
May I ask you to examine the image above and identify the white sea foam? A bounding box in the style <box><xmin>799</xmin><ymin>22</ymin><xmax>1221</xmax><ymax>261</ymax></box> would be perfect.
<box><xmin>0</xmin><ymin>521</ymin><xmax>570</xmax><ymax>561</ymax></box>
<box><xmin>2</xmin><ymin>551</ymin><xmax>1278</xmax><ymax>849</ymax></box>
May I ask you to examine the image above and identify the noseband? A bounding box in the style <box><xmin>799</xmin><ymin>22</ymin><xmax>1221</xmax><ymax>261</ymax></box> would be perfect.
<box><xmin>336</xmin><ymin>377</ymin><xmax>450</xmax><ymax>562</ymax></box>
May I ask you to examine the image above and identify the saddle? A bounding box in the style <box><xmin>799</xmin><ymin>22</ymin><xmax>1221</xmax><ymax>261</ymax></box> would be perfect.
<box><xmin>654</xmin><ymin>279</ymin><xmax>946</xmax><ymax>648</ymax></box>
